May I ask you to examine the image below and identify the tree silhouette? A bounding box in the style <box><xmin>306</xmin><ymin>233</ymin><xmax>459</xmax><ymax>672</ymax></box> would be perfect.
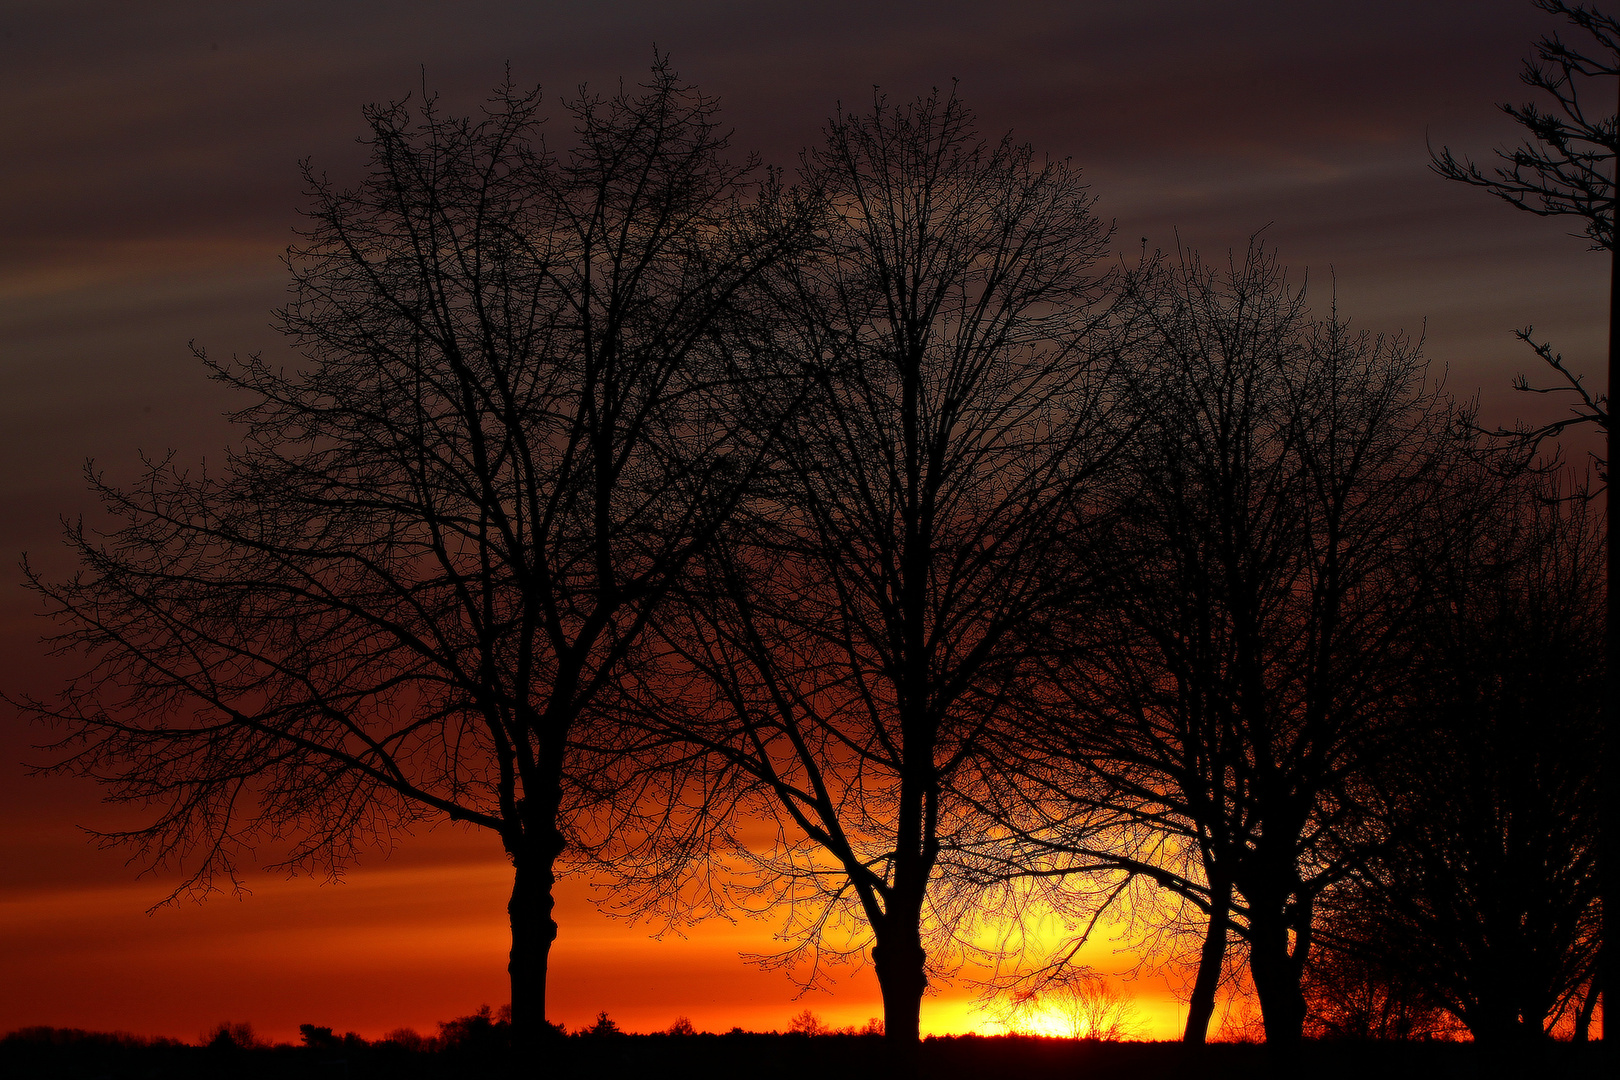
<box><xmin>18</xmin><ymin>64</ymin><xmax>809</xmax><ymax>1059</ymax></box>
<box><xmin>987</xmin><ymin>243</ymin><xmax>1463</xmax><ymax>1049</ymax></box>
<box><xmin>996</xmin><ymin>969</ymin><xmax>1142</xmax><ymax>1041</ymax></box>
<box><xmin>1432</xmin><ymin>3</ymin><xmax>1616</xmax><ymax>1035</ymax></box>
<box><xmin>630</xmin><ymin>89</ymin><xmax>1116</xmax><ymax>1046</ymax></box>
<box><xmin>1326</xmin><ymin>474</ymin><xmax>1603</xmax><ymax>1044</ymax></box>
<box><xmin>1300</xmin><ymin>925</ymin><xmax>1454</xmax><ymax>1042</ymax></box>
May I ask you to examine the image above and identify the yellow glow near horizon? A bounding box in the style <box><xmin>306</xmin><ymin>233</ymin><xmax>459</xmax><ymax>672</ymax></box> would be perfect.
<box><xmin>1</xmin><ymin>841</ymin><xmax>1198</xmax><ymax>1043</ymax></box>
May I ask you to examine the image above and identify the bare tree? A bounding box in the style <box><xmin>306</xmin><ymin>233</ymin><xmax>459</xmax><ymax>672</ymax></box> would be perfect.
<box><xmin>1300</xmin><ymin>920</ymin><xmax>1455</xmax><ymax>1042</ymax></box>
<box><xmin>1432</xmin><ymin>3</ymin><xmax>1615</xmax><ymax>1041</ymax></box>
<box><xmin>988</xmin><ymin>243</ymin><xmax>1463</xmax><ymax>1049</ymax></box>
<box><xmin>991</xmin><ymin>968</ymin><xmax>1142</xmax><ymax>1041</ymax></box>
<box><xmin>1327</xmin><ymin>472</ymin><xmax>1604</xmax><ymax>1045</ymax></box>
<box><xmin>17</xmin><ymin>65</ymin><xmax>810</xmax><ymax>1057</ymax></box>
<box><xmin>628</xmin><ymin>89</ymin><xmax>1116</xmax><ymax>1046</ymax></box>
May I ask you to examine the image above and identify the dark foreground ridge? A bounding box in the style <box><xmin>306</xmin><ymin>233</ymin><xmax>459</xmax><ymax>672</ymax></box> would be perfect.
<box><xmin>0</xmin><ymin>1028</ymin><xmax>1607</xmax><ymax>1080</ymax></box>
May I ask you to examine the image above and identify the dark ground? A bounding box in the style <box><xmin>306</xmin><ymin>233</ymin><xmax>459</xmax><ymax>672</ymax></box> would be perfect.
<box><xmin>0</xmin><ymin>1030</ymin><xmax>1607</xmax><ymax>1080</ymax></box>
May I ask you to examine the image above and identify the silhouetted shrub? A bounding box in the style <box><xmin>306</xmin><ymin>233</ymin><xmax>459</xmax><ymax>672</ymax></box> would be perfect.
<box><xmin>437</xmin><ymin>1004</ymin><xmax>511</xmax><ymax>1053</ymax></box>
<box><xmin>666</xmin><ymin>1016</ymin><xmax>697</xmax><ymax>1036</ymax></box>
<box><xmin>1</xmin><ymin>1026</ymin><xmax>170</xmax><ymax>1050</ymax></box>
<box><xmin>585</xmin><ymin>1011</ymin><xmax>622</xmax><ymax>1038</ymax></box>
<box><xmin>380</xmin><ymin>1026</ymin><xmax>432</xmax><ymax>1052</ymax></box>
<box><xmin>202</xmin><ymin>1021</ymin><xmax>263</xmax><ymax>1051</ymax></box>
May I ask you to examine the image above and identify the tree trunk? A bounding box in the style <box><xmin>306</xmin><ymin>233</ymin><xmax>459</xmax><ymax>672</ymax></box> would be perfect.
<box><xmin>1247</xmin><ymin>901</ymin><xmax>1306</xmax><ymax>1050</ymax></box>
<box><xmin>1574</xmin><ymin>974</ymin><xmax>1600</xmax><ymax>1044</ymax></box>
<box><xmin>1465</xmin><ymin>997</ymin><xmax>1523</xmax><ymax>1047</ymax></box>
<box><xmin>872</xmin><ymin>925</ymin><xmax>928</xmax><ymax>1044</ymax></box>
<box><xmin>1184</xmin><ymin>876</ymin><xmax>1232</xmax><ymax>1044</ymax></box>
<box><xmin>1604</xmin><ymin>135</ymin><xmax>1616</xmax><ymax>1057</ymax></box>
<box><xmin>507</xmin><ymin>826</ymin><xmax>564</xmax><ymax>1064</ymax></box>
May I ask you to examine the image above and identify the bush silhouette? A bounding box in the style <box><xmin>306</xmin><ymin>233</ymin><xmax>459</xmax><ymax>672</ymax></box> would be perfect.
<box><xmin>202</xmin><ymin>1022</ymin><xmax>262</xmax><ymax>1051</ymax></box>
<box><xmin>379</xmin><ymin>1027</ymin><xmax>431</xmax><ymax>1052</ymax></box>
<box><xmin>437</xmin><ymin>1005</ymin><xmax>510</xmax><ymax>1053</ymax></box>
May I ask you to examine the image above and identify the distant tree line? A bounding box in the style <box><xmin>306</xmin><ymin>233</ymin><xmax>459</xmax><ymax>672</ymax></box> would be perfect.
<box><xmin>16</xmin><ymin>50</ymin><xmax>1601</xmax><ymax>1070</ymax></box>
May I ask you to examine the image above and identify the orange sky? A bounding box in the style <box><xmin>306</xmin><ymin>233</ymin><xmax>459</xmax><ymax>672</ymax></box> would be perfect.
<box><xmin>0</xmin><ymin>0</ymin><xmax>1608</xmax><ymax>1045</ymax></box>
<box><xmin>0</xmin><ymin>822</ymin><xmax>1191</xmax><ymax>1043</ymax></box>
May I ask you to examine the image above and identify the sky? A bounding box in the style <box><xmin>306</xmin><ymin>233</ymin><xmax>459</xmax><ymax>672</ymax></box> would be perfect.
<box><xmin>0</xmin><ymin>0</ymin><xmax>1609</xmax><ymax>1045</ymax></box>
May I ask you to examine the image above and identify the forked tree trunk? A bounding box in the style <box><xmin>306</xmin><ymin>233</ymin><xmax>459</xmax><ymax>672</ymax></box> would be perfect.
<box><xmin>1184</xmin><ymin>875</ymin><xmax>1232</xmax><ymax>1044</ymax></box>
<box><xmin>1246</xmin><ymin>896</ymin><xmax>1306</xmax><ymax>1052</ymax></box>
